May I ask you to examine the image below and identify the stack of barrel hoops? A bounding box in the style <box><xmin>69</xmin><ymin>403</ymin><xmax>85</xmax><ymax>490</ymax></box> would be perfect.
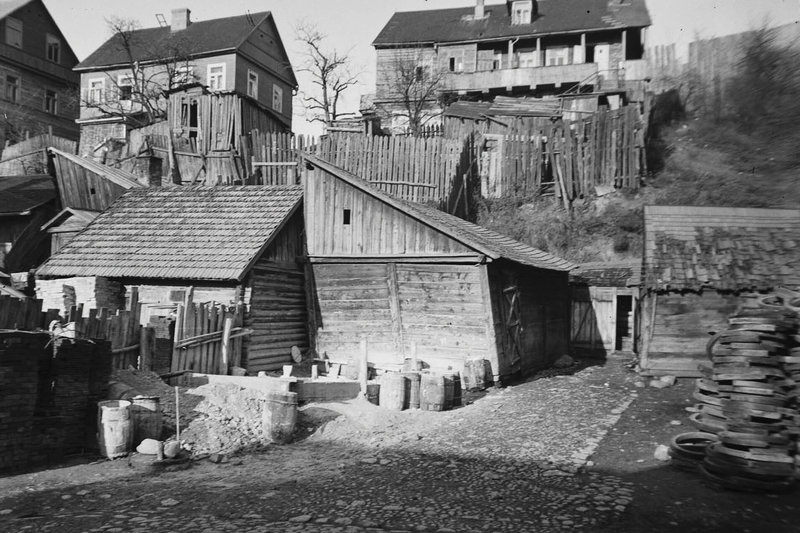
<box><xmin>670</xmin><ymin>288</ymin><xmax>800</xmax><ymax>492</ymax></box>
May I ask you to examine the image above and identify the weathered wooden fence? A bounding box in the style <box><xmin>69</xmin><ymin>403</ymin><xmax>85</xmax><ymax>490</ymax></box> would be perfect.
<box><xmin>0</xmin><ymin>288</ymin><xmax>154</xmax><ymax>371</ymax></box>
<box><xmin>171</xmin><ymin>289</ymin><xmax>247</xmax><ymax>375</ymax></box>
<box><xmin>0</xmin><ymin>132</ymin><xmax>77</xmax><ymax>175</ymax></box>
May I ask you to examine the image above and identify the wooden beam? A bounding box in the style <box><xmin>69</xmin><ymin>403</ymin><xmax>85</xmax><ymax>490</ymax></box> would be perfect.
<box><xmin>479</xmin><ymin>263</ymin><xmax>501</xmax><ymax>385</ymax></box>
<box><xmin>307</xmin><ymin>254</ymin><xmax>487</xmax><ymax>264</ymax></box>
<box><xmin>386</xmin><ymin>263</ymin><xmax>405</xmax><ymax>358</ymax></box>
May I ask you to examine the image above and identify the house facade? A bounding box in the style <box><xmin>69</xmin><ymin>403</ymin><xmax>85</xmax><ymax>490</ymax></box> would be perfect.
<box><xmin>371</xmin><ymin>0</ymin><xmax>650</xmax><ymax>132</ymax></box>
<box><xmin>0</xmin><ymin>0</ymin><xmax>79</xmax><ymax>146</ymax></box>
<box><xmin>74</xmin><ymin>8</ymin><xmax>297</xmax><ymax>153</ymax></box>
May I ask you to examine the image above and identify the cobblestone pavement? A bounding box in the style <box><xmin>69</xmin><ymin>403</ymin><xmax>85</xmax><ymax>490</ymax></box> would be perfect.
<box><xmin>0</xmin><ymin>359</ymin><xmax>643</xmax><ymax>532</ymax></box>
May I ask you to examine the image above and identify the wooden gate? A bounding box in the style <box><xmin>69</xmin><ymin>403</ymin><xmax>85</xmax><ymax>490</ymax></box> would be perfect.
<box><xmin>570</xmin><ymin>286</ymin><xmax>616</xmax><ymax>355</ymax></box>
<box><xmin>171</xmin><ymin>290</ymin><xmax>249</xmax><ymax>375</ymax></box>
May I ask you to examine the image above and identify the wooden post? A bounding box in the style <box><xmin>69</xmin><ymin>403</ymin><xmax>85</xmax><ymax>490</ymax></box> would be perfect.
<box><xmin>359</xmin><ymin>338</ymin><xmax>368</xmax><ymax>396</ymax></box>
<box><xmin>174</xmin><ymin>386</ymin><xmax>181</xmax><ymax>443</ymax></box>
<box><xmin>220</xmin><ymin>313</ymin><xmax>234</xmax><ymax>375</ymax></box>
<box><xmin>139</xmin><ymin>326</ymin><xmax>153</xmax><ymax>371</ymax></box>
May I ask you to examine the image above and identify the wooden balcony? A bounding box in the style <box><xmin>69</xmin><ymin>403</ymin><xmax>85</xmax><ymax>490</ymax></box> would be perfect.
<box><xmin>444</xmin><ymin>63</ymin><xmax>599</xmax><ymax>92</ymax></box>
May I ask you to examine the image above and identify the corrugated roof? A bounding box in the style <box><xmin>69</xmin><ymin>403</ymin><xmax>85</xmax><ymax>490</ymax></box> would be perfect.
<box><xmin>49</xmin><ymin>148</ymin><xmax>144</xmax><ymax>190</ymax></box>
<box><xmin>37</xmin><ymin>186</ymin><xmax>303</xmax><ymax>281</ymax></box>
<box><xmin>374</xmin><ymin>0</ymin><xmax>651</xmax><ymax>46</ymax></box>
<box><xmin>305</xmin><ymin>155</ymin><xmax>575</xmax><ymax>272</ymax></box>
<box><xmin>0</xmin><ymin>175</ymin><xmax>56</xmax><ymax>215</ymax></box>
<box><xmin>570</xmin><ymin>260</ymin><xmax>641</xmax><ymax>287</ymax></box>
<box><xmin>643</xmin><ymin>205</ymin><xmax>800</xmax><ymax>291</ymax></box>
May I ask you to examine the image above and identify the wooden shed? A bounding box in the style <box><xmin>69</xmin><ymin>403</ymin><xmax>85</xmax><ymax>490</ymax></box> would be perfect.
<box><xmin>37</xmin><ymin>185</ymin><xmax>308</xmax><ymax>374</ymax></box>
<box><xmin>303</xmin><ymin>155</ymin><xmax>575</xmax><ymax>383</ymax></box>
<box><xmin>639</xmin><ymin>206</ymin><xmax>800</xmax><ymax>377</ymax></box>
<box><xmin>570</xmin><ymin>261</ymin><xmax>641</xmax><ymax>357</ymax></box>
<box><xmin>0</xmin><ymin>174</ymin><xmax>57</xmax><ymax>273</ymax></box>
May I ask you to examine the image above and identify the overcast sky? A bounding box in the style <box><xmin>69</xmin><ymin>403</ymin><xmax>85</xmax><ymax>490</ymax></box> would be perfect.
<box><xmin>43</xmin><ymin>0</ymin><xmax>800</xmax><ymax>135</ymax></box>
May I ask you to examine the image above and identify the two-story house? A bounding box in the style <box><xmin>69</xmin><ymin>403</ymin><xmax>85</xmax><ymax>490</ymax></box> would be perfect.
<box><xmin>371</xmin><ymin>0</ymin><xmax>650</xmax><ymax>130</ymax></box>
<box><xmin>75</xmin><ymin>8</ymin><xmax>297</xmax><ymax>154</ymax></box>
<box><xmin>0</xmin><ymin>0</ymin><xmax>79</xmax><ymax>147</ymax></box>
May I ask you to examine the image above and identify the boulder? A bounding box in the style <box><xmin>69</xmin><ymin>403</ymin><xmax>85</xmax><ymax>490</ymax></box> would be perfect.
<box><xmin>553</xmin><ymin>354</ymin><xmax>575</xmax><ymax>369</ymax></box>
<box><xmin>163</xmin><ymin>440</ymin><xmax>181</xmax><ymax>458</ymax></box>
<box><xmin>136</xmin><ymin>438</ymin><xmax>160</xmax><ymax>455</ymax></box>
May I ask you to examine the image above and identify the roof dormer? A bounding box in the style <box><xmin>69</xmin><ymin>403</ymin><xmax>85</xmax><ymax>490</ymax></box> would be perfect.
<box><xmin>509</xmin><ymin>0</ymin><xmax>535</xmax><ymax>25</ymax></box>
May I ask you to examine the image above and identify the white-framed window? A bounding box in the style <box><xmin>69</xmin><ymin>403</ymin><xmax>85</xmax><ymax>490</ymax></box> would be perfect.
<box><xmin>44</xmin><ymin>89</ymin><xmax>57</xmax><ymax>114</ymax></box>
<box><xmin>207</xmin><ymin>63</ymin><xmax>226</xmax><ymax>91</ymax></box>
<box><xmin>272</xmin><ymin>84</ymin><xmax>283</xmax><ymax>113</ymax></box>
<box><xmin>117</xmin><ymin>74</ymin><xmax>133</xmax><ymax>101</ymax></box>
<box><xmin>546</xmin><ymin>46</ymin><xmax>569</xmax><ymax>66</ymax></box>
<box><xmin>87</xmin><ymin>78</ymin><xmax>105</xmax><ymax>104</ymax></box>
<box><xmin>5</xmin><ymin>75</ymin><xmax>19</xmax><ymax>103</ymax></box>
<box><xmin>174</xmin><ymin>64</ymin><xmax>193</xmax><ymax>86</ymax></box>
<box><xmin>518</xmin><ymin>51</ymin><xmax>538</xmax><ymax>68</ymax></box>
<box><xmin>5</xmin><ymin>17</ymin><xmax>22</xmax><ymax>48</ymax></box>
<box><xmin>247</xmin><ymin>69</ymin><xmax>258</xmax><ymax>99</ymax></box>
<box><xmin>511</xmin><ymin>1</ymin><xmax>533</xmax><ymax>25</ymax></box>
<box><xmin>46</xmin><ymin>34</ymin><xmax>61</xmax><ymax>63</ymax></box>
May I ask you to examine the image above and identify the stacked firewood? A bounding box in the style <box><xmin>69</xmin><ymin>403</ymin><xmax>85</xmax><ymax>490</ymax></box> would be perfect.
<box><xmin>688</xmin><ymin>292</ymin><xmax>800</xmax><ymax>491</ymax></box>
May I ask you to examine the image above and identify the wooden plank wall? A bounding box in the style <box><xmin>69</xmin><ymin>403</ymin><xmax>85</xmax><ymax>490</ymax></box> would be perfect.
<box><xmin>51</xmin><ymin>155</ymin><xmax>129</xmax><ymax>211</ymax></box>
<box><xmin>0</xmin><ymin>133</ymin><xmax>77</xmax><ymax>176</ymax></box>
<box><xmin>396</xmin><ymin>264</ymin><xmax>492</xmax><ymax>370</ymax></box>
<box><xmin>171</xmin><ymin>299</ymin><xmax>244</xmax><ymax>375</ymax></box>
<box><xmin>304</xmin><ymin>167</ymin><xmax>472</xmax><ymax>257</ymax></box>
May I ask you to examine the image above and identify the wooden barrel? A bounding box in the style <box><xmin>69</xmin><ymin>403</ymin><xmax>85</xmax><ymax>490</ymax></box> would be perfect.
<box><xmin>366</xmin><ymin>383</ymin><xmax>381</xmax><ymax>405</ymax></box>
<box><xmin>401</xmin><ymin>372</ymin><xmax>421</xmax><ymax>409</ymax></box>
<box><xmin>379</xmin><ymin>373</ymin><xmax>406</xmax><ymax>411</ymax></box>
<box><xmin>130</xmin><ymin>396</ymin><xmax>163</xmax><ymax>445</ymax></box>
<box><xmin>263</xmin><ymin>391</ymin><xmax>298</xmax><ymax>444</ymax></box>
<box><xmin>97</xmin><ymin>400</ymin><xmax>132</xmax><ymax>459</ymax></box>
<box><xmin>420</xmin><ymin>373</ymin><xmax>446</xmax><ymax>411</ymax></box>
<box><xmin>443</xmin><ymin>373</ymin><xmax>462</xmax><ymax>409</ymax></box>
<box><xmin>462</xmin><ymin>357</ymin><xmax>486</xmax><ymax>391</ymax></box>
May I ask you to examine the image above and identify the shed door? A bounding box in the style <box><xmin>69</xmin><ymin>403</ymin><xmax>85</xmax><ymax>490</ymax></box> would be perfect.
<box><xmin>570</xmin><ymin>286</ymin><xmax>615</xmax><ymax>355</ymax></box>
<box><xmin>591</xmin><ymin>287</ymin><xmax>616</xmax><ymax>351</ymax></box>
<box><xmin>480</xmin><ymin>134</ymin><xmax>504</xmax><ymax>198</ymax></box>
<box><xmin>502</xmin><ymin>284</ymin><xmax>523</xmax><ymax>369</ymax></box>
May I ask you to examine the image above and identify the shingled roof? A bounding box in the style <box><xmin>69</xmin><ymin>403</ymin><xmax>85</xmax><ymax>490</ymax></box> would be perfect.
<box><xmin>0</xmin><ymin>175</ymin><xmax>56</xmax><ymax>215</ymax></box>
<box><xmin>643</xmin><ymin>206</ymin><xmax>800</xmax><ymax>291</ymax></box>
<box><xmin>373</xmin><ymin>0</ymin><xmax>650</xmax><ymax>46</ymax></box>
<box><xmin>37</xmin><ymin>186</ymin><xmax>303</xmax><ymax>281</ymax></box>
<box><xmin>570</xmin><ymin>260</ymin><xmax>642</xmax><ymax>287</ymax></box>
<box><xmin>76</xmin><ymin>11</ymin><xmax>297</xmax><ymax>86</ymax></box>
<box><xmin>305</xmin><ymin>155</ymin><xmax>575</xmax><ymax>272</ymax></box>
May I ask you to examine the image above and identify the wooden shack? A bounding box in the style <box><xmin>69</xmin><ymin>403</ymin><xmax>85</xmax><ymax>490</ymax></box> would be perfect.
<box><xmin>0</xmin><ymin>174</ymin><xmax>57</xmax><ymax>272</ymax></box>
<box><xmin>303</xmin><ymin>155</ymin><xmax>575</xmax><ymax>384</ymax></box>
<box><xmin>36</xmin><ymin>185</ymin><xmax>308</xmax><ymax>374</ymax></box>
<box><xmin>639</xmin><ymin>206</ymin><xmax>800</xmax><ymax>376</ymax></box>
<box><xmin>569</xmin><ymin>261</ymin><xmax>641</xmax><ymax>357</ymax></box>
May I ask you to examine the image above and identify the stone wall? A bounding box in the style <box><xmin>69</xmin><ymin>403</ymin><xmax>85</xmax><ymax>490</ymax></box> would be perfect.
<box><xmin>0</xmin><ymin>332</ymin><xmax>111</xmax><ymax>472</ymax></box>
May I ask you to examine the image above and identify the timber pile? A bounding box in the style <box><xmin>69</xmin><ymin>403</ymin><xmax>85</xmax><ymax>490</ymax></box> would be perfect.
<box><xmin>687</xmin><ymin>292</ymin><xmax>800</xmax><ymax>491</ymax></box>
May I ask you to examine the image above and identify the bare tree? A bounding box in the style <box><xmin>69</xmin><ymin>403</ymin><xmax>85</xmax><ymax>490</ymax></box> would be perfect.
<box><xmin>81</xmin><ymin>17</ymin><xmax>198</xmax><ymax>128</ymax></box>
<box><xmin>295</xmin><ymin>22</ymin><xmax>360</xmax><ymax>127</ymax></box>
<box><xmin>386</xmin><ymin>48</ymin><xmax>448</xmax><ymax>135</ymax></box>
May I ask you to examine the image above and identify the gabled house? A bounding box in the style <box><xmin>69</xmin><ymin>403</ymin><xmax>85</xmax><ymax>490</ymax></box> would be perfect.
<box><xmin>639</xmin><ymin>206</ymin><xmax>800</xmax><ymax>377</ymax></box>
<box><xmin>37</xmin><ymin>186</ymin><xmax>308</xmax><ymax>374</ymax></box>
<box><xmin>371</xmin><ymin>0</ymin><xmax>650</xmax><ymax>131</ymax></box>
<box><xmin>0</xmin><ymin>173</ymin><xmax>57</xmax><ymax>273</ymax></box>
<box><xmin>74</xmin><ymin>8</ymin><xmax>297</xmax><ymax>154</ymax></box>
<box><xmin>303</xmin><ymin>155</ymin><xmax>575</xmax><ymax>383</ymax></box>
<box><xmin>0</xmin><ymin>0</ymin><xmax>80</xmax><ymax>146</ymax></box>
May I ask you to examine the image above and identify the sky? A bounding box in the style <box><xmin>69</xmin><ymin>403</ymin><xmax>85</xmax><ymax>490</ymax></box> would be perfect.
<box><xmin>43</xmin><ymin>0</ymin><xmax>800</xmax><ymax>136</ymax></box>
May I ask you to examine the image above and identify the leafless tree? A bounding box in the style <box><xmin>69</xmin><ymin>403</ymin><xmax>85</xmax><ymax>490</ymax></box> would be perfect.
<box><xmin>81</xmin><ymin>17</ymin><xmax>198</xmax><ymax>128</ymax></box>
<box><xmin>295</xmin><ymin>22</ymin><xmax>360</xmax><ymax>127</ymax></box>
<box><xmin>386</xmin><ymin>48</ymin><xmax>448</xmax><ymax>135</ymax></box>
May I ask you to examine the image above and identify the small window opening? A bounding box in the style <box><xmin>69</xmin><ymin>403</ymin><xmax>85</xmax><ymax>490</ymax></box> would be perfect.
<box><xmin>343</xmin><ymin>209</ymin><xmax>351</xmax><ymax>225</ymax></box>
<box><xmin>90</xmin><ymin>187</ymin><xmax>96</xmax><ymax>195</ymax></box>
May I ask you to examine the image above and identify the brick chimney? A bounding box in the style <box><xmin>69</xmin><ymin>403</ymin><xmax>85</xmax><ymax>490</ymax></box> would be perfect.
<box><xmin>475</xmin><ymin>0</ymin><xmax>485</xmax><ymax>19</ymax></box>
<box><xmin>171</xmin><ymin>8</ymin><xmax>191</xmax><ymax>32</ymax></box>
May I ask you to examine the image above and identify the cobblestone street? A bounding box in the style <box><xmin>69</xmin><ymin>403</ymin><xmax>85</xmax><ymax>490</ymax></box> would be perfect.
<box><xmin>1</xmin><ymin>356</ymin><xmax>798</xmax><ymax>533</ymax></box>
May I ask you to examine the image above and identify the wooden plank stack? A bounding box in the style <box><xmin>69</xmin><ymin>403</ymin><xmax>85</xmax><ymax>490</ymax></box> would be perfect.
<box><xmin>690</xmin><ymin>297</ymin><xmax>799</xmax><ymax>491</ymax></box>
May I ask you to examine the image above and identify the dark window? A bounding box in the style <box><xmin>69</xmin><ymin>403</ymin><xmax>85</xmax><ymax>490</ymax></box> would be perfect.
<box><xmin>5</xmin><ymin>75</ymin><xmax>19</xmax><ymax>103</ymax></box>
<box><xmin>415</xmin><ymin>66</ymin><xmax>423</xmax><ymax>81</ymax></box>
<box><xmin>44</xmin><ymin>89</ymin><xmax>57</xmax><ymax>114</ymax></box>
<box><xmin>343</xmin><ymin>209</ymin><xmax>351</xmax><ymax>225</ymax></box>
<box><xmin>449</xmin><ymin>57</ymin><xmax>456</xmax><ymax>72</ymax></box>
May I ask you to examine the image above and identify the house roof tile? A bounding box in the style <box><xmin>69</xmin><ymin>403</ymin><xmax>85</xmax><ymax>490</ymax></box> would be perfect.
<box><xmin>373</xmin><ymin>0</ymin><xmax>651</xmax><ymax>46</ymax></box>
<box><xmin>37</xmin><ymin>186</ymin><xmax>303</xmax><ymax>281</ymax></box>
<box><xmin>643</xmin><ymin>206</ymin><xmax>800</xmax><ymax>291</ymax></box>
<box><xmin>570</xmin><ymin>260</ymin><xmax>641</xmax><ymax>287</ymax></box>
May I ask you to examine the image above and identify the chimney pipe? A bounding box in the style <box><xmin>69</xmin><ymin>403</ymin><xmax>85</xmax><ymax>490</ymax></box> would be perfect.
<box><xmin>171</xmin><ymin>8</ymin><xmax>191</xmax><ymax>32</ymax></box>
<box><xmin>475</xmin><ymin>0</ymin><xmax>485</xmax><ymax>19</ymax></box>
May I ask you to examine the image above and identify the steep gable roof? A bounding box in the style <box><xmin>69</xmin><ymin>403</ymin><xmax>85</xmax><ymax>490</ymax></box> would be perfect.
<box><xmin>0</xmin><ymin>0</ymin><xmax>80</xmax><ymax>68</ymax></box>
<box><xmin>305</xmin><ymin>155</ymin><xmax>574</xmax><ymax>272</ymax></box>
<box><xmin>0</xmin><ymin>175</ymin><xmax>56</xmax><ymax>215</ymax></box>
<box><xmin>0</xmin><ymin>0</ymin><xmax>30</xmax><ymax>19</ymax></box>
<box><xmin>76</xmin><ymin>11</ymin><xmax>297</xmax><ymax>85</ymax></box>
<box><xmin>49</xmin><ymin>148</ymin><xmax>143</xmax><ymax>190</ymax></box>
<box><xmin>374</xmin><ymin>0</ymin><xmax>651</xmax><ymax>46</ymax></box>
<box><xmin>37</xmin><ymin>186</ymin><xmax>303</xmax><ymax>281</ymax></box>
<box><xmin>643</xmin><ymin>205</ymin><xmax>800</xmax><ymax>291</ymax></box>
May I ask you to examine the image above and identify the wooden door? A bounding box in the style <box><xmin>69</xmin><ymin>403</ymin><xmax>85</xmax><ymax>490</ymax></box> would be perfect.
<box><xmin>591</xmin><ymin>287</ymin><xmax>616</xmax><ymax>352</ymax></box>
<box><xmin>595</xmin><ymin>44</ymin><xmax>610</xmax><ymax>73</ymax></box>
<box><xmin>480</xmin><ymin>134</ymin><xmax>504</xmax><ymax>198</ymax></box>
<box><xmin>502</xmin><ymin>284</ymin><xmax>523</xmax><ymax>369</ymax></box>
<box><xmin>570</xmin><ymin>286</ymin><xmax>616</xmax><ymax>355</ymax></box>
